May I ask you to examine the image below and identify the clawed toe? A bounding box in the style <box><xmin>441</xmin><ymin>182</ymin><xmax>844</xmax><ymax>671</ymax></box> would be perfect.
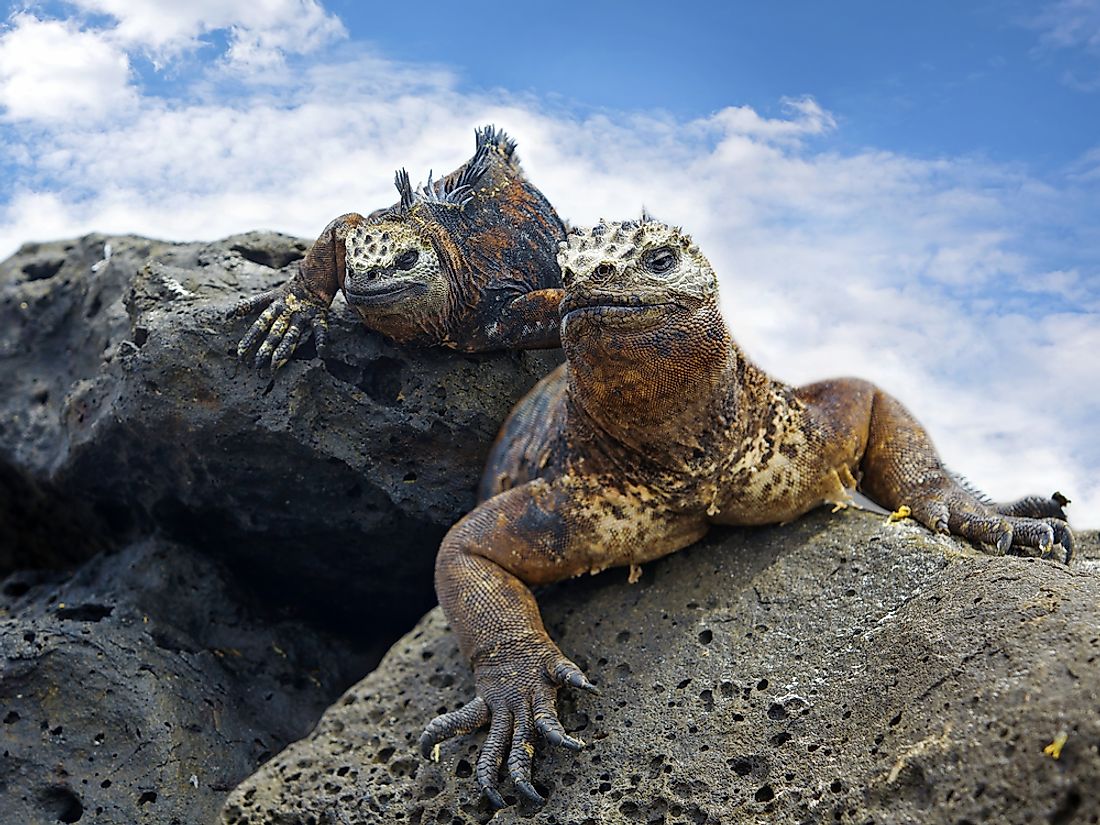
<box><xmin>1048</xmin><ymin>520</ymin><xmax>1074</xmax><ymax>564</ymax></box>
<box><xmin>996</xmin><ymin>492</ymin><xmax>1071</xmax><ymax>521</ymax></box>
<box><xmin>476</xmin><ymin>709</ymin><xmax>513</xmax><ymax>808</ymax></box>
<box><xmin>228</xmin><ymin>287</ymin><xmax>279</xmax><ymax>321</ymax></box>
<box><xmin>506</xmin><ymin>716</ymin><xmax>543</xmax><ymax>805</ymax></box>
<box><xmin>513</xmin><ymin>778</ymin><xmax>545</xmax><ymax>805</ymax></box>
<box><xmin>421</xmin><ymin>656</ymin><xmax>593</xmax><ymax>808</ymax></box>
<box><xmin>231</xmin><ymin>283</ymin><xmax>328</xmax><ymax>372</ymax></box>
<box><xmin>535</xmin><ymin>718</ymin><xmax>585</xmax><ymax>751</ymax></box>
<box><xmin>419</xmin><ymin>696</ymin><xmax>489</xmax><ymax>759</ymax></box>
<box><xmin>1003</xmin><ymin>516</ymin><xmax>1074</xmax><ymax>563</ymax></box>
<box><xmin>912</xmin><ymin>489</ymin><xmax>1075</xmax><ymax>564</ymax></box>
<box><xmin>534</xmin><ymin>692</ymin><xmax>585</xmax><ymax>750</ymax></box>
<box><xmin>950</xmin><ymin>513</ymin><xmax>1013</xmax><ymax>556</ymax></box>
<box><xmin>481</xmin><ymin>785</ymin><xmax>506</xmax><ymax>810</ymax></box>
<box><xmin>550</xmin><ymin>659</ymin><xmax>600</xmax><ymax>694</ymax></box>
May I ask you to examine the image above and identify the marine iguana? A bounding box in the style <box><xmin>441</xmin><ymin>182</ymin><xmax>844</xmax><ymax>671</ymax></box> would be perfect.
<box><xmin>418</xmin><ymin>216</ymin><xmax>1073</xmax><ymax>807</ymax></box>
<box><xmin>230</xmin><ymin>126</ymin><xmax>565</xmax><ymax>370</ymax></box>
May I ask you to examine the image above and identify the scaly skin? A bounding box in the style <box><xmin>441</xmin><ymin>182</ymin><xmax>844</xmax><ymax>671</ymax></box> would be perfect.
<box><xmin>421</xmin><ymin>216</ymin><xmax>1073</xmax><ymax>807</ymax></box>
<box><xmin>230</xmin><ymin>126</ymin><xmax>566</xmax><ymax>371</ymax></box>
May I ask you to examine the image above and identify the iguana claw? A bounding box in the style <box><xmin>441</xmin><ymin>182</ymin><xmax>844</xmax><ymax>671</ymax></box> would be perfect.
<box><xmin>233</xmin><ymin>279</ymin><xmax>329</xmax><ymax>372</ymax></box>
<box><xmin>419</xmin><ymin>648</ymin><xmax>592</xmax><ymax>809</ymax></box>
<box><xmin>552</xmin><ymin>659</ymin><xmax>600</xmax><ymax>694</ymax></box>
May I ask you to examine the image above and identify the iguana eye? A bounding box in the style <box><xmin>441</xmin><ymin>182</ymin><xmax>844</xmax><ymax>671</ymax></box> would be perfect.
<box><xmin>395</xmin><ymin>249</ymin><xmax>419</xmax><ymax>270</ymax></box>
<box><xmin>644</xmin><ymin>246</ymin><xmax>676</xmax><ymax>274</ymax></box>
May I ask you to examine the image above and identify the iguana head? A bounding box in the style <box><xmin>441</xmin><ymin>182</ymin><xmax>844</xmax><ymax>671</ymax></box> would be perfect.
<box><xmin>555</xmin><ymin>215</ymin><xmax>733</xmax><ymax>433</ymax></box>
<box><xmin>339</xmin><ymin>130</ymin><xmax>534</xmax><ymax>344</ymax></box>
<box><xmin>556</xmin><ymin>216</ymin><xmax>718</xmax><ymax>347</ymax></box>
<box><xmin>342</xmin><ymin>219</ymin><xmax>451</xmax><ymax>323</ymax></box>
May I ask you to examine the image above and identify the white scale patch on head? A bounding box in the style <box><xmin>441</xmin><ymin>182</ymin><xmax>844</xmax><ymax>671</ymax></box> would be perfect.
<box><xmin>344</xmin><ymin>220</ymin><xmax>432</xmax><ymax>274</ymax></box>
<box><xmin>555</xmin><ymin>216</ymin><xmax>718</xmax><ymax>302</ymax></box>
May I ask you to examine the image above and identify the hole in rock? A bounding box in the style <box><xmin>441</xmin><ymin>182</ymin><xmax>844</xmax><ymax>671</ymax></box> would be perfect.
<box><xmin>38</xmin><ymin>786</ymin><xmax>83</xmax><ymax>823</ymax></box>
<box><xmin>231</xmin><ymin>244</ymin><xmax>305</xmax><ymax>270</ymax></box>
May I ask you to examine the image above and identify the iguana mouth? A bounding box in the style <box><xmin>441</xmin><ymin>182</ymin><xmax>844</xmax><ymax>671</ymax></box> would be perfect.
<box><xmin>345</xmin><ymin>281</ymin><xmax>428</xmax><ymax>307</ymax></box>
<box><xmin>561</xmin><ymin>296</ymin><xmax>679</xmax><ymax>330</ymax></box>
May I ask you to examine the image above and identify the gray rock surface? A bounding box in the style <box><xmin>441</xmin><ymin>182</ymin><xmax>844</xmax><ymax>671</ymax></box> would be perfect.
<box><xmin>221</xmin><ymin>510</ymin><xmax>1100</xmax><ymax>825</ymax></box>
<box><xmin>0</xmin><ymin>538</ymin><xmax>379</xmax><ymax>825</ymax></box>
<box><xmin>0</xmin><ymin>232</ymin><xmax>560</xmax><ymax>627</ymax></box>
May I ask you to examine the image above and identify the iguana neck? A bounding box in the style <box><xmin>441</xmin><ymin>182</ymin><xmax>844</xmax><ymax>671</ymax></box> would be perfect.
<box><xmin>564</xmin><ymin>303</ymin><xmax>749</xmax><ymax>458</ymax></box>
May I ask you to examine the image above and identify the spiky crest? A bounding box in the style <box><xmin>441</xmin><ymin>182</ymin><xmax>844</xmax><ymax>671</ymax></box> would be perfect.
<box><xmin>475</xmin><ymin>125</ymin><xmax>518</xmax><ymax>160</ymax></box>
<box><xmin>394</xmin><ymin>168</ymin><xmax>414</xmax><ymax>211</ymax></box>
<box><xmin>949</xmin><ymin>471</ymin><xmax>993</xmax><ymax>504</ymax></box>
<box><xmin>389</xmin><ymin>125</ymin><xmax>518</xmax><ymax>215</ymax></box>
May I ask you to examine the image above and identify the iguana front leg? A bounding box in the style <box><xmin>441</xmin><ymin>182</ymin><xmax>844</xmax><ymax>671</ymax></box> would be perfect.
<box><xmin>847</xmin><ymin>383</ymin><xmax>1075</xmax><ymax>562</ymax></box>
<box><xmin>491</xmin><ymin>288</ymin><xmax>564</xmax><ymax>350</ymax></box>
<box><xmin>422</xmin><ymin>476</ymin><xmax>706</xmax><ymax>807</ymax></box>
<box><xmin>231</xmin><ymin>214</ymin><xmax>362</xmax><ymax>371</ymax></box>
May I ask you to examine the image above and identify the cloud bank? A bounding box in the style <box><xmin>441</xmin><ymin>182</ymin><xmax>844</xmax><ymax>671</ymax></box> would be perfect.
<box><xmin>2</xmin><ymin>4</ymin><xmax>1098</xmax><ymax>527</ymax></box>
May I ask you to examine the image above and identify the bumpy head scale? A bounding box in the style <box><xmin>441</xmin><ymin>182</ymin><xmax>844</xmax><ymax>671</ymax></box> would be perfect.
<box><xmin>344</xmin><ymin>220</ymin><xmax>437</xmax><ymax>278</ymax></box>
<box><xmin>555</xmin><ymin>214</ymin><xmax>716</xmax><ymax>303</ymax></box>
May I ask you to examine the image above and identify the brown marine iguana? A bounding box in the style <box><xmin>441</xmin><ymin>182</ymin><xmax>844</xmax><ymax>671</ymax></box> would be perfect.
<box><xmin>418</xmin><ymin>216</ymin><xmax>1073</xmax><ymax>807</ymax></box>
<box><xmin>230</xmin><ymin>126</ymin><xmax>565</xmax><ymax>370</ymax></box>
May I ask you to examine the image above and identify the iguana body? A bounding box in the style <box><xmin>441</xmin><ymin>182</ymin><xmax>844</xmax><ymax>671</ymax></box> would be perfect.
<box><xmin>231</xmin><ymin>127</ymin><xmax>565</xmax><ymax>369</ymax></box>
<box><xmin>420</xmin><ymin>216</ymin><xmax>1073</xmax><ymax>807</ymax></box>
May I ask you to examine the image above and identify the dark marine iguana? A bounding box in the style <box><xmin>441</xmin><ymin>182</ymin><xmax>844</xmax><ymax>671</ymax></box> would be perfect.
<box><xmin>230</xmin><ymin>126</ymin><xmax>565</xmax><ymax>370</ymax></box>
<box><xmin>417</xmin><ymin>216</ymin><xmax>1073</xmax><ymax>807</ymax></box>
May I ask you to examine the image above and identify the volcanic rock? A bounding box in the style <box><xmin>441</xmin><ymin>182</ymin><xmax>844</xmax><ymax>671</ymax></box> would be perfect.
<box><xmin>222</xmin><ymin>510</ymin><xmax>1100</xmax><ymax>825</ymax></box>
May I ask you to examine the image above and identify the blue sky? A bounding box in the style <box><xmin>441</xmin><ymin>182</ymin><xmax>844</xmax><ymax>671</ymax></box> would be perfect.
<box><xmin>1</xmin><ymin>1</ymin><xmax>1098</xmax><ymax>526</ymax></box>
<box><xmin>330</xmin><ymin>0</ymin><xmax>1100</xmax><ymax>170</ymax></box>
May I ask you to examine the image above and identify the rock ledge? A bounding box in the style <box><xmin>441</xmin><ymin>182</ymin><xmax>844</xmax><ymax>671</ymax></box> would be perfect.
<box><xmin>222</xmin><ymin>510</ymin><xmax>1100</xmax><ymax>825</ymax></box>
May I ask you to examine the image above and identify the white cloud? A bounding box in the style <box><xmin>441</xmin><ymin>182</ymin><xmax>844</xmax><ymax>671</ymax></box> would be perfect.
<box><xmin>65</xmin><ymin>0</ymin><xmax>346</xmax><ymax>68</ymax></box>
<box><xmin>1</xmin><ymin>46</ymin><xmax>1098</xmax><ymax>529</ymax></box>
<box><xmin>711</xmin><ymin>96</ymin><xmax>837</xmax><ymax>142</ymax></box>
<box><xmin>0</xmin><ymin>13</ymin><xmax>136</xmax><ymax>121</ymax></box>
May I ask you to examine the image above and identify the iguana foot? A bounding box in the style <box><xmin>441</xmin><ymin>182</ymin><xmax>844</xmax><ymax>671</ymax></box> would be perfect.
<box><xmin>907</xmin><ymin>484</ymin><xmax>1074</xmax><ymax>563</ymax></box>
<box><xmin>419</xmin><ymin>646</ymin><xmax>595</xmax><ymax>808</ymax></box>
<box><xmin>1002</xmin><ymin>515</ymin><xmax>1074</xmax><ymax>563</ymax></box>
<box><xmin>230</xmin><ymin>280</ymin><xmax>329</xmax><ymax>372</ymax></box>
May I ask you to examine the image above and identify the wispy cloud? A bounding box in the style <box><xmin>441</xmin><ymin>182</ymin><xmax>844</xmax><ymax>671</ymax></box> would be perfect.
<box><xmin>1</xmin><ymin>6</ymin><xmax>1098</xmax><ymax>527</ymax></box>
<box><xmin>1033</xmin><ymin>0</ymin><xmax>1100</xmax><ymax>54</ymax></box>
<box><xmin>1028</xmin><ymin>0</ymin><xmax>1100</xmax><ymax>90</ymax></box>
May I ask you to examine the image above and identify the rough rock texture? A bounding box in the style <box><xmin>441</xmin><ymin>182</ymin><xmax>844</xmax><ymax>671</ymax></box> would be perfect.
<box><xmin>0</xmin><ymin>538</ymin><xmax>379</xmax><ymax>825</ymax></box>
<box><xmin>0</xmin><ymin>233</ymin><xmax>560</xmax><ymax>627</ymax></box>
<box><xmin>222</xmin><ymin>510</ymin><xmax>1100</xmax><ymax>825</ymax></box>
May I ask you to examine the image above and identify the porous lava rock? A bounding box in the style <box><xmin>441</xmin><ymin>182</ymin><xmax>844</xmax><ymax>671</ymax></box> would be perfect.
<box><xmin>0</xmin><ymin>232</ymin><xmax>560</xmax><ymax>628</ymax></box>
<box><xmin>222</xmin><ymin>510</ymin><xmax>1100</xmax><ymax>825</ymax></box>
<box><xmin>0</xmin><ymin>538</ymin><xmax>379</xmax><ymax>825</ymax></box>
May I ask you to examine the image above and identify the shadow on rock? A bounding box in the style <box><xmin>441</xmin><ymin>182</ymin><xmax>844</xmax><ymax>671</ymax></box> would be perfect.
<box><xmin>0</xmin><ymin>538</ymin><xmax>381</xmax><ymax>825</ymax></box>
<box><xmin>0</xmin><ymin>232</ymin><xmax>560</xmax><ymax>631</ymax></box>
